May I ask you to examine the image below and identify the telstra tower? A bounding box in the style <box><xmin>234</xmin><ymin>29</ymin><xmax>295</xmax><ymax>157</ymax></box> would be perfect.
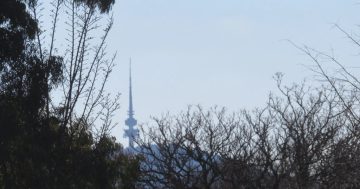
<box><xmin>124</xmin><ymin>58</ymin><xmax>139</xmax><ymax>148</ymax></box>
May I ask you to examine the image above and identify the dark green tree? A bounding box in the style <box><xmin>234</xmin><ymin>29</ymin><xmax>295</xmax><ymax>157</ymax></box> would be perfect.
<box><xmin>0</xmin><ymin>0</ymin><xmax>140</xmax><ymax>188</ymax></box>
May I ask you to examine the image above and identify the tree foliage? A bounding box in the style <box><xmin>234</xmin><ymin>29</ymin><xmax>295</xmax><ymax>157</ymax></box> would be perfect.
<box><xmin>0</xmin><ymin>0</ymin><xmax>141</xmax><ymax>188</ymax></box>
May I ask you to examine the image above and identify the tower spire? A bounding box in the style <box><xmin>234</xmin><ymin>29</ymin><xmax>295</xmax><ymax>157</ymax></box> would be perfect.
<box><xmin>128</xmin><ymin>58</ymin><xmax>134</xmax><ymax>117</ymax></box>
<box><xmin>124</xmin><ymin>58</ymin><xmax>139</xmax><ymax>149</ymax></box>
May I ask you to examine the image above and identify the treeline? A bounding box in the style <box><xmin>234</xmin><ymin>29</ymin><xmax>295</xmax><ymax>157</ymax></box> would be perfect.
<box><xmin>137</xmin><ymin>74</ymin><xmax>360</xmax><ymax>189</ymax></box>
<box><xmin>134</xmin><ymin>16</ymin><xmax>360</xmax><ymax>189</ymax></box>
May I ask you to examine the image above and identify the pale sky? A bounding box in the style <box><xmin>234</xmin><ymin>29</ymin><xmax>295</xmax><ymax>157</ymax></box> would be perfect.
<box><xmin>100</xmin><ymin>0</ymin><xmax>360</xmax><ymax>145</ymax></box>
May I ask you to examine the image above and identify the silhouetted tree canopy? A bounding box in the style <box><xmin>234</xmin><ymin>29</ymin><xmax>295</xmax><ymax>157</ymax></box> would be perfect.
<box><xmin>0</xmin><ymin>0</ymin><xmax>139</xmax><ymax>188</ymax></box>
<box><xmin>0</xmin><ymin>0</ymin><xmax>37</xmax><ymax>61</ymax></box>
<box><xmin>74</xmin><ymin>0</ymin><xmax>115</xmax><ymax>13</ymax></box>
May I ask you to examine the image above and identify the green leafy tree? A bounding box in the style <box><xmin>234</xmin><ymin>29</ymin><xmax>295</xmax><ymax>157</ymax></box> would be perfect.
<box><xmin>0</xmin><ymin>0</ymin><xmax>140</xmax><ymax>188</ymax></box>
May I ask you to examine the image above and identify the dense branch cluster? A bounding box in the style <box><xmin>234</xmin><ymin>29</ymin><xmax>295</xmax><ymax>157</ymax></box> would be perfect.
<box><xmin>137</xmin><ymin>76</ymin><xmax>360</xmax><ymax>189</ymax></box>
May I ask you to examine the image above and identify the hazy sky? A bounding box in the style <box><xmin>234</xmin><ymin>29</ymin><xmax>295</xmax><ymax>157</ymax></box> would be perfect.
<box><xmin>103</xmin><ymin>0</ymin><xmax>360</xmax><ymax>144</ymax></box>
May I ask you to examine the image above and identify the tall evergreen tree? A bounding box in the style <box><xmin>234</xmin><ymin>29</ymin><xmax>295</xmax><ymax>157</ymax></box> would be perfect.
<box><xmin>0</xmin><ymin>1</ymin><xmax>140</xmax><ymax>188</ymax></box>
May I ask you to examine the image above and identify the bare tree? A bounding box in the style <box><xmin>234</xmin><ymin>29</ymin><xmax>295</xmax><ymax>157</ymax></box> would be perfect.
<box><xmin>28</xmin><ymin>0</ymin><xmax>118</xmax><ymax>138</ymax></box>
<box><xmin>134</xmin><ymin>73</ymin><xmax>355</xmax><ymax>189</ymax></box>
<box><xmin>291</xmin><ymin>24</ymin><xmax>360</xmax><ymax>189</ymax></box>
<box><xmin>241</xmin><ymin>107</ymin><xmax>289</xmax><ymax>189</ymax></box>
<box><xmin>137</xmin><ymin>106</ymin><xmax>243</xmax><ymax>189</ymax></box>
<box><xmin>267</xmin><ymin>75</ymin><xmax>345</xmax><ymax>189</ymax></box>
